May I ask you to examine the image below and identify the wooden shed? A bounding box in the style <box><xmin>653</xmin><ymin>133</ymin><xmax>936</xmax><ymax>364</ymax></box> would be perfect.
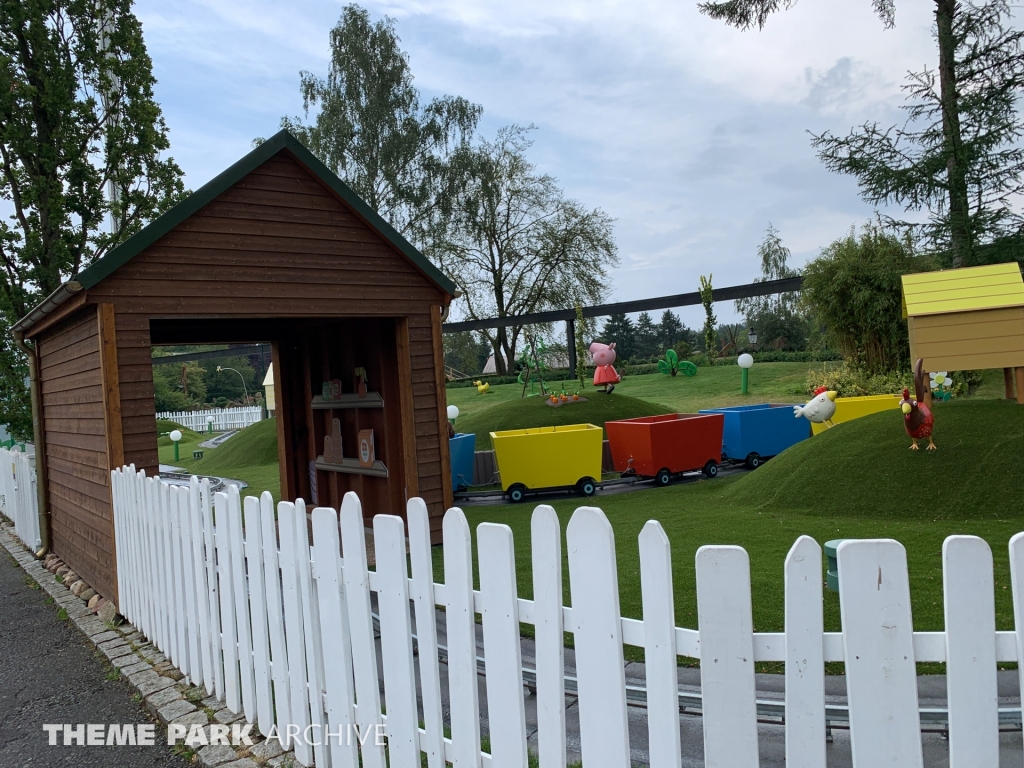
<box><xmin>902</xmin><ymin>262</ymin><xmax>1024</xmax><ymax>402</ymax></box>
<box><xmin>12</xmin><ymin>130</ymin><xmax>455</xmax><ymax>603</ymax></box>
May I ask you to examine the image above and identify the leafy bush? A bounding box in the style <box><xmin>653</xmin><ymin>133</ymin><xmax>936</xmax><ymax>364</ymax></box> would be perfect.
<box><xmin>804</xmin><ymin>364</ymin><xmax>982</xmax><ymax>398</ymax></box>
<box><xmin>802</xmin><ymin>224</ymin><xmax>935</xmax><ymax>375</ymax></box>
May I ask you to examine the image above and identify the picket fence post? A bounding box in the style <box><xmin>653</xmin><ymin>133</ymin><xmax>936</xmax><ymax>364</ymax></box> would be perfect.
<box><xmin>103</xmin><ymin>475</ymin><xmax>1024</xmax><ymax>768</ymax></box>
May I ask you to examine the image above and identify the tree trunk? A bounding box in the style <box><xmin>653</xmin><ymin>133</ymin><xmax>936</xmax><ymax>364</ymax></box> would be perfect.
<box><xmin>936</xmin><ymin>0</ymin><xmax>972</xmax><ymax>267</ymax></box>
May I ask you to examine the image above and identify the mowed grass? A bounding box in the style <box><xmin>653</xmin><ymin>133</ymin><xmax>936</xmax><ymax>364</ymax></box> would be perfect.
<box><xmin>158</xmin><ymin>418</ymin><xmax>281</xmax><ymax>502</ymax></box>
<box><xmin>445</xmin><ymin>399</ymin><xmax>1024</xmax><ymax>649</ymax></box>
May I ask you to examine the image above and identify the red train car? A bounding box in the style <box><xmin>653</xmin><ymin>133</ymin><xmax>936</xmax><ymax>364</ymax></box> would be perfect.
<box><xmin>605</xmin><ymin>413</ymin><xmax>725</xmax><ymax>486</ymax></box>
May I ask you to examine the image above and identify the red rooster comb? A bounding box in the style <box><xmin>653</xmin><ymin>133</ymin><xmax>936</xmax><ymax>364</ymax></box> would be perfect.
<box><xmin>902</xmin><ymin>388</ymin><xmax>910</xmax><ymax>400</ymax></box>
<box><xmin>813</xmin><ymin>386</ymin><xmax>828</xmax><ymax>396</ymax></box>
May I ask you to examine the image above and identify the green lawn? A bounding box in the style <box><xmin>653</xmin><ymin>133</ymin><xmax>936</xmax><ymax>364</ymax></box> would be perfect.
<box><xmin>445</xmin><ymin>399</ymin><xmax>1024</xmax><ymax>652</ymax></box>
<box><xmin>158</xmin><ymin>419</ymin><xmax>281</xmax><ymax>502</ymax></box>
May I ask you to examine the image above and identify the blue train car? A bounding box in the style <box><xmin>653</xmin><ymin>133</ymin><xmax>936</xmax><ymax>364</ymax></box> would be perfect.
<box><xmin>449</xmin><ymin>432</ymin><xmax>476</xmax><ymax>491</ymax></box>
<box><xmin>698</xmin><ymin>403</ymin><xmax>810</xmax><ymax>468</ymax></box>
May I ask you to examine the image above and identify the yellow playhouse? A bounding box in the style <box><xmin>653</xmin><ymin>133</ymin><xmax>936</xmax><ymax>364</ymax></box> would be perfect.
<box><xmin>901</xmin><ymin>262</ymin><xmax>1024</xmax><ymax>403</ymax></box>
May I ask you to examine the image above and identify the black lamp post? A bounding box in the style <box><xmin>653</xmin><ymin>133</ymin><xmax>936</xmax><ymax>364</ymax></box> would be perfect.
<box><xmin>748</xmin><ymin>327</ymin><xmax>758</xmax><ymax>350</ymax></box>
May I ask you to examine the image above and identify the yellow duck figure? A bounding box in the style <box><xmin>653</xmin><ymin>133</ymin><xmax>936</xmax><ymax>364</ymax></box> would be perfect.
<box><xmin>473</xmin><ymin>380</ymin><xmax>490</xmax><ymax>394</ymax></box>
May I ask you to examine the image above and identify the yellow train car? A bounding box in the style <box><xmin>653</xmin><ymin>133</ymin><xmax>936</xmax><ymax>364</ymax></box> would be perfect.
<box><xmin>811</xmin><ymin>394</ymin><xmax>903</xmax><ymax>435</ymax></box>
<box><xmin>491</xmin><ymin>423</ymin><xmax>604</xmax><ymax>502</ymax></box>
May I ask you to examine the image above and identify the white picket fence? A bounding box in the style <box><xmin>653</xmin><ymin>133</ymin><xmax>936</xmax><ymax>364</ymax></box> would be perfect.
<box><xmin>0</xmin><ymin>447</ymin><xmax>40</xmax><ymax>551</ymax></box>
<box><xmin>156</xmin><ymin>406</ymin><xmax>262</xmax><ymax>432</ymax></box>
<box><xmin>109</xmin><ymin>463</ymin><xmax>1024</xmax><ymax>767</ymax></box>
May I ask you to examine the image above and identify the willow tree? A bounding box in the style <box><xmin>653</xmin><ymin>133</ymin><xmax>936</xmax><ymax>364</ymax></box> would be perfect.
<box><xmin>700</xmin><ymin>0</ymin><xmax>1024</xmax><ymax>267</ymax></box>
<box><xmin>279</xmin><ymin>4</ymin><xmax>480</xmax><ymax>244</ymax></box>
<box><xmin>0</xmin><ymin>0</ymin><xmax>185</xmax><ymax>436</ymax></box>
<box><xmin>434</xmin><ymin>126</ymin><xmax>618</xmax><ymax>374</ymax></box>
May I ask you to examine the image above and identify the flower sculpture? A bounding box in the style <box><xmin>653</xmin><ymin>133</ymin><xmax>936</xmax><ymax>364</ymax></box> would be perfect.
<box><xmin>929</xmin><ymin>371</ymin><xmax>952</xmax><ymax>401</ymax></box>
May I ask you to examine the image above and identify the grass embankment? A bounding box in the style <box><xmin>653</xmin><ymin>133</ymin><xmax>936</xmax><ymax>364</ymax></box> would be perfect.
<box><xmin>454</xmin><ymin>394</ymin><xmax>665</xmax><ymax>451</ymax></box>
<box><xmin>158</xmin><ymin>419</ymin><xmax>281</xmax><ymax>501</ymax></box>
<box><xmin>448</xmin><ymin>399</ymin><xmax>1024</xmax><ymax>648</ymax></box>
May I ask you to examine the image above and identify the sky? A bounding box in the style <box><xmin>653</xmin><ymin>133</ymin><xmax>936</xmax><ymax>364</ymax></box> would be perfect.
<box><xmin>135</xmin><ymin>0</ymin><xmax>941</xmax><ymax>329</ymax></box>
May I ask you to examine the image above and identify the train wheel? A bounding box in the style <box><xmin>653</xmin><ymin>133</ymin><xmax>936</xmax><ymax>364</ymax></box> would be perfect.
<box><xmin>703</xmin><ymin>460</ymin><xmax>718</xmax><ymax>478</ymax></box>
<box><xmin>576</xmin><ymin>477</ymin><xmax>597</xmax><ymax>497</ymax></box>
<box><xmin>508</xmin><ymin>483</ymin><xmax>527</xmax><ymax>503</ymax></box>
<box><xmin>745</xmin><ymin>453</ymin><xmax>761</xmax><ymax>469</ymax></box>
<box><xmin>655</xmin><ymin>468</ymin><xmax>672</xmax><ymax>486</ymax></box>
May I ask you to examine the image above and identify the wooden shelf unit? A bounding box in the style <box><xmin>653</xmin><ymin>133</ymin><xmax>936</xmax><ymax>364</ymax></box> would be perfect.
<box><xmin>311</xmin><ymin>392</ymin><xmax>384</xmax><ymax>409</ymax></box>
<box><xmin>315</xmin><ymin>456</ymin><xmax>389</xmax><ymax>478</ymax></box>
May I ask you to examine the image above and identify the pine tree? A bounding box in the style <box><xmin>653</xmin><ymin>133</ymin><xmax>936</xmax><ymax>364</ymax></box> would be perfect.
<box><xmin>634</xmin><ymin>311</ymin><xmax>659</xmax><ymax>361</ymax></box>
<box><xmin>599</xmin><ymin>314</ymin><xmax>636</xmax><ymax>361</ymax></box>
<box><xmin>658</xmin><ymin>310</ymin><xmax>685</xmax><ymax>351</ymax></box>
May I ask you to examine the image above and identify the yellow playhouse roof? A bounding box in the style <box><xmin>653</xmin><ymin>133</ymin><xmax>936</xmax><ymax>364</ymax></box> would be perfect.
<box><xmin>901</xmin><ymin>262</ymin><xmax>1024</xmax><ymax>318</ymax></box>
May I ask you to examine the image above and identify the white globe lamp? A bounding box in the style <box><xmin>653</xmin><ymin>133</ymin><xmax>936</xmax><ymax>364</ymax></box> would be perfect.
<box><xmin>738</xmin><ymin>353</ymin><xmax>754</xmax><ymax>394</ymax></box>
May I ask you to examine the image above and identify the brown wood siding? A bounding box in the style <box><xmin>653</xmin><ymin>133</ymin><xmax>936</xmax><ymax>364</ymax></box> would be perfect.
<box><xmin>909</xmin><ymin>307</ymin><xmax>1024</xmax><ymax>370</ymax></box>
<box><xmin>88</xmin><ymin>151</ymin><xmax>448</xmax><ymax>517</ymax></box>
<box><xmin>37</xmin><ymin>309</ymin><xmax>115</xmax><ymax>601</ymax></box>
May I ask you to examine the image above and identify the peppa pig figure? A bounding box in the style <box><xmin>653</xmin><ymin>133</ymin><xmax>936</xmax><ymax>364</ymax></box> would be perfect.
<box><xmin>590</xmin><ymin>341</ymin><xmax>621</xmax><ymax>394</ymax></box>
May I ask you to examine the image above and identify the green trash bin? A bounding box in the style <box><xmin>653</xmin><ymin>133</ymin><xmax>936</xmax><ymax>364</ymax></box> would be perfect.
<box><xmin>824</xmin><ymin>539</ymin><xmax>847</xmax><ymax>592</ymax></box>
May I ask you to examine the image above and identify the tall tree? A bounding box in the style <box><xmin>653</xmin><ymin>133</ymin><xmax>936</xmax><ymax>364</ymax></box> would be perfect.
<box><xmin>599</xmin><ymin>313</ymin><xmax>636</xmax><ymax>361</ymax></box>
<box><xmin>0</xmin><ymin>0</ymin><xmax>185</xmax><ymax>437</ymax></box>
<box><xmin>735</xmin><ymin>225</ymin><xmax>809</xmax><ymax>349</ymax></box>
<box><xmin>279</xmin><ymin>4</ymin><xmax>480</xmax><ymax>243</ymax></box>
<box><xmin>434</xmin><ymin>126</ymin><xmax>618</xmax><ymax>374</ymax></box>
<box><xmin>633</xmin><ymin>311</ymin><xmax>659</xmax><ymax>361</ymax></box>
<box><xmin>700</xmin><ymin>0</ymin><xmax>1024</xmax><ymax>267</ymax></box>
<box><xmin>657</xmin><ymin>309</ymin><xmax>689</xmax><ymax>351</ymax></box>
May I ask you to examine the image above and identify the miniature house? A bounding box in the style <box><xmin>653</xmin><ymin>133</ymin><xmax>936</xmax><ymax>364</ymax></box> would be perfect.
<box><xmin>11</xmin><ymin>131</ymin><xmax>455</xmax><ymax>602</ymax></box>
<box><xmin>902</xmin><ymin>262</ymin><xmax>1024</xmax><ymax>402</ymax></box>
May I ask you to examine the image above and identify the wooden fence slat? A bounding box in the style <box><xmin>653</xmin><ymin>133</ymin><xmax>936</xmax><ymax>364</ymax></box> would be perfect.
<box><xmin>1011</xmin><ymin>532</ymin><xmax>1024</xmax><ymax>764</ymax></box>
<box><xmin>311</xmin><ymin>506</ymin><xmax>358</xmax><ymax>768</ymax></box>
<box><xmin>478</xmin><ymin>523</ymin><xmax>528</xmax><ymax>768</ymax></box>
<box><xmin>837</xmin><ymin>539</ymin><xmax>922</xmax><ymax>768</ymax></box>
<box><xmin>566</xmin><ymin>506</ymin><xmax>631</xmax><ymax>768</ymax></box>
<box><xmin>784</xmin><ymin>535</ymin><xmax>825</xmax><ymax>768</ymax></box>
<box><xmin>226</xmin><ymin>487</ymin><xmax>256</xmax><ymax>722</ymax></box>
<box><xmin>291</xmin><ymin>498</ymin><xmax>329</xmax><ymax>768</ymax></box>
<box><xmin>214</xmin><ymin>491</ymin><xmax>241</xmax><ymax>714</ymax></box>
<box><xmin>261</xmin><ymin>494</ymin><xmax>292</xmax><ymax>745</ymax></box>
<box><xmin>243</xmin><ymin>494</ymin><xmax>274</xmax><ymax>737</ymax></box>
<box><xmin>943</xmin><ymin>536</ymin><xmax>999</xmax><ymax>767</ymax></box>
<box><xmin>443</xmin><ymin>507</ymin><xmax>483</xmax><ymax>768</ymax></box>
<box><xmin>178</xmin><ymin>485</ymin><xmax>201</xmax><ymax>684</ymax></box>
<box><xmin>277</xmin><ymin>500</ymin><xmax>314</xmax><ymax>767</ymax></box>
<box><xmin>189</xmin><ymin>476</ymin><xmax>214</xmax><ymax>695</ymax></box>
<box><xmin>638</xmin><ymin>521</ymin><xmax>681</xmax><ymax>768</ymax></box>
<box><xmin>339</xmin><ymin>492</ymin><xmax>386</xmax><ymax>768</ymax></box>
<box><xmin>158</xmin><ymin>481</ymin><xmax>177</xmax><ymax>665</ymax></box>
<box><xmin>147</xmin><ymin>475</ymin><xmax>163</xmax><ymax>651</ymax></box>
<box><xmin>695</xmin><ymin>545</ymin><xmax>759</xmax><ymax>768</ymax></box>
<box><xmin>374</xmin><ymin>514</ymin><xmax>422</xmax><ymax>767</ymax></box>
<box><xmin>530</xmin><ymin>505</ymin><xmax>566</xmax><ymax>768</ymax></box>
<box><xmin>170</xmin><ymin>487</ymin><xmax>190</xmax><ymax>675</ymax></box>
<box><xmin>407</xmin><ymin>498</ymin><xmax>446</xmax><ymax>768</ymax></box>
<box><xmin>201</xmin><ymin>479</ymin><xmax>224</xmax><ymax>699</ymax></box>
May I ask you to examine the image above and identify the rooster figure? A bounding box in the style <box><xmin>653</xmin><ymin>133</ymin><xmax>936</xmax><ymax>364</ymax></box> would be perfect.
<box><xmin>901</xmin><ymin>359</ymin><xmax>935</xmax><ymax>450</ymax></box>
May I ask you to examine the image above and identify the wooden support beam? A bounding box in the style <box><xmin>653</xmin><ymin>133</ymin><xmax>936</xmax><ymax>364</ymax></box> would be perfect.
<box><xmin>1017</xmin><ymin>368</ymin><xmax>1024</xmax><ymax>405</ymax></box>
<box><xmin>395</xmin><ymin>318</ymin><xmax>419</xmax><ymax>502</ymax></box>
<box><xmin>431</xmin><ymin>306</ymin><xmax>453</xmax><ymax>519</ymax></box>
<box><xmin>1005</xmin><ymin>367</ymin><xmax>1016</xmax><ymax>400</ymax></box>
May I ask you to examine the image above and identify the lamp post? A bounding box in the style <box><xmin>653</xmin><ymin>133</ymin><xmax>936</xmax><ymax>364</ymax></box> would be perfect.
<box><xmin>738</xmin><ymin>353</ymin><xmax>754</xmax><ymax>394</ymax></box>
<box><xmin>169</xmin><ymin>429</ymin><xmax>182</xmax><ymax>463</ymax></box>
<box><xmin>747</xmin><ymin>327</ymin><xmax>758</xmax><ymax>350</ymax></box>
<box><xmin>217</xmin><ymin>366</ymin><xmax>249</xmax><ymax>405</ymax></box>
<box><xmin>207</xmin><ymin>415</ymin><xmax>215</xmax><ymax>434</ymax></box>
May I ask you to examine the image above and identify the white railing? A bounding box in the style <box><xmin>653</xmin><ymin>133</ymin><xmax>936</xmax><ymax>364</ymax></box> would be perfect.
<box><xmin>110</xmin><ymin>464</ymin><xmax>1024</xmax><ymax>767</ymax></box>
<box><xmin>156</xmin><ymin>406</ymin><xmax>262</xmax><ymax>432</ymax></box>
<box><xmin>0</xmin><ymin>447</ymin><xmax>40</xmax><ymax>551</ymax></box>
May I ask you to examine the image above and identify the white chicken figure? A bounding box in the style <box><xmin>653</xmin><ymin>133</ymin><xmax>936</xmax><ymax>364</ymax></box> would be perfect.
<box><xmin>794</xmin><ymin>386</ymin><xmax>838</xmax><ymax>427</ymax></box>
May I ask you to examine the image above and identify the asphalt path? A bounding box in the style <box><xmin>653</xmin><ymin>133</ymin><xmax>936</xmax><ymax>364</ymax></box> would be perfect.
<box><xmin>0</xmin><ymin>550</ymin><xmax>188</xmax><ymax>768</ymax></box>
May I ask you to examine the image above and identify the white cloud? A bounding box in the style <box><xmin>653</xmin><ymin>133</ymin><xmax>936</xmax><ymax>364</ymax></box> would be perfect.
<box><xmin>135</xmin><ymin>0</ymin><xmax>956</xmax><ymax>306</ymax></box>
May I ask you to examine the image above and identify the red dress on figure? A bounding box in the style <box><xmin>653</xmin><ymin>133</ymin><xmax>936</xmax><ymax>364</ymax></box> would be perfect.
<box><xmin>593</xmin><ymin>365</ymin><xmax>620</xmax><ymax>386</ymax></box>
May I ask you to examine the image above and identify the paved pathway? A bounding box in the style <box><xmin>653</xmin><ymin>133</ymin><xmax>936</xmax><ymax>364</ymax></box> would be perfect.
<box><xmin>0</xmin><ymin>550</ymin><xmax>188</xmax><ymax>767</ymax></box>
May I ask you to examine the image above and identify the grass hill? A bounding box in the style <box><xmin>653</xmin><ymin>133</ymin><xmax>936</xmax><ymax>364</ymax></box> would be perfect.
<box><xmin>722</xmin><ymin>398</ymin><xmax>1024</xmax><ymax>520</ymax></box>
<box><xmin>454</xmin><ymin>393</ymin><xmax>666</xmax><ymax>451</ymax></box>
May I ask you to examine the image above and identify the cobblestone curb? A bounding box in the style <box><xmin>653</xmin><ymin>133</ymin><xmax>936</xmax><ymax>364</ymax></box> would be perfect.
<box><xmin>0</xmin><ymin>520</ymin><xmax>296</xmax><ymax>767</ymax></box>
